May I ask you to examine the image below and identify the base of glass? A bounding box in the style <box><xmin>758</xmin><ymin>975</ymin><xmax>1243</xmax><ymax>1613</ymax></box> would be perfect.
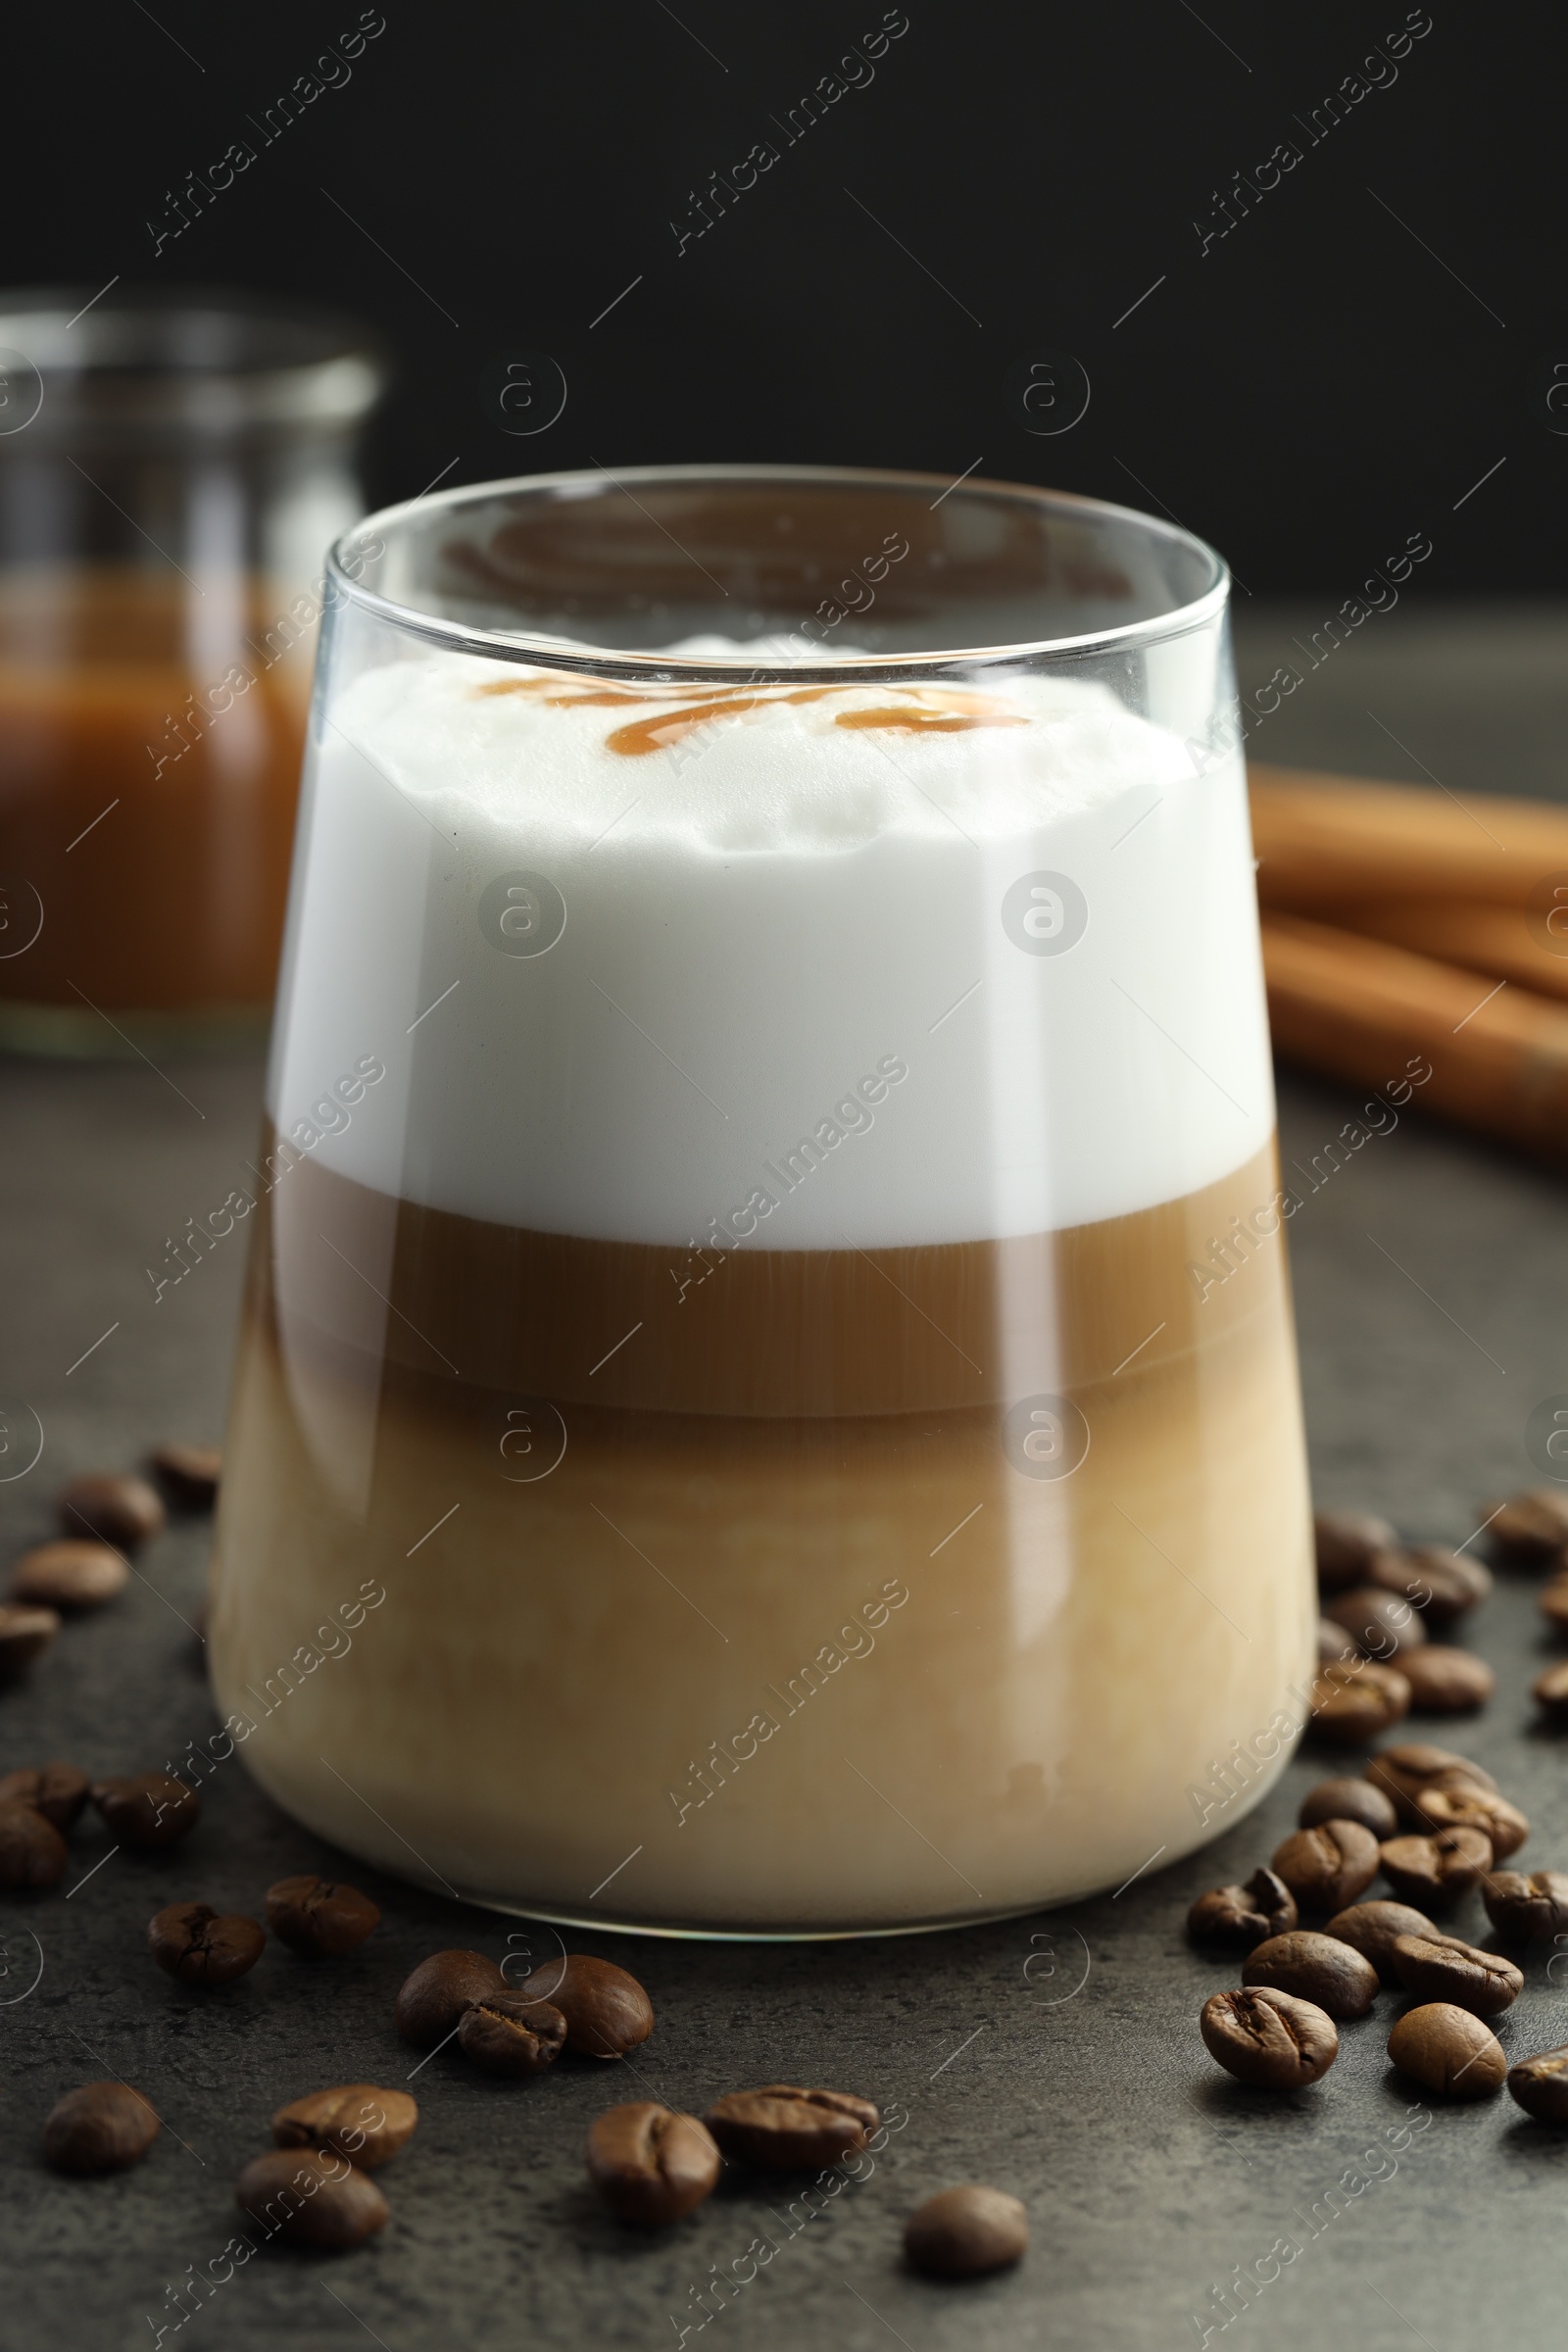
<box><xmin>0</xmin><ymin>998</ymin><xmax>270</xmax><ymax>1059</ymax></box>
<box><xmin>432</xmin><ymin>1890</ymin><xmax>1066</xmax><ymax>1943</ymax></box>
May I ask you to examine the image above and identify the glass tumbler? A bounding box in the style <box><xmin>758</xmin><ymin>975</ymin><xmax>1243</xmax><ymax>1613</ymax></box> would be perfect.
<box><xmin>0</xmin><ymin>289</ymin><xmax>384</xmax><ymax>1054</ymax></box>
<box><xmin>211</xmin><ymin>465</ymin><xmax>1314</xmax><ymax>1937</ymax></box>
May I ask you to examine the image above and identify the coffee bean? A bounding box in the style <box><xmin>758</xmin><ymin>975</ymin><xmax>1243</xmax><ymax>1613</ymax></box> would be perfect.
<box><xmin>1324</xmin><ymin>1587</ymin><xmax>1427</xmax><ymax>1661</ymax></box>
<box><xmin>703</xmin><ymin>2085</ymin><xmax>879</xmax><ymax>2170</ymax></box>
<box><xmin>1507</xmin><ymin>2045</ymin><xmax>1568</xmax><ymax>2122</ymax></box>
<box><xmin>59</xmin><ymin>1472</ymin><xmax>165</xmax><ymax>1547</ymax></box>
<box><xmin>1415</xmin><ymin>1786</ymin><xmax>1527</xmax><ymax>1857</ymax></box>
<box><xmin>1486</xmin><ymin>1488</ymin><xmax>1568</xmax><ymax>1563</ymax></box>
<box><xmin>511</xmin><ymin>1954</ymin><xmax>653</xmax><ymax>2058</ymax></box>
<box><xmin>235</xmin><ymin>2147</ymin><xmax>389</xmax><ymax>2247</ymax></box>
<box><xmin>1533</xmin><ymin>1660</ymin><xmax>1568</xmax><ymax>1722</ymax></box>
<box><xmin>0</xmin><ymin>1803</ymin><xmax>68</xmax><ymax>1889</ymax></box>
<box><xmin>1540</xmin><ymin>1575</ymin><xmax>1568</xmax><ymax>1633</ymax></box>
<box><xmin>1242</xmin><ymin>1931</ymin><xmax>1379</xmax><ymax>2019</ymax></box>
<box><xmin>1398</xmin><ymin>1647</ymin><xmax>1495</xmax><ymax>1715</ymax></box>
<box><xmin>8</xmin><ymin>1542</ymin><xmax>127</xmax><ymax>1611</ymax></box>
<box><xmin>1200</xmin><ymin>1986</ymin><xmax>1339</xmax><ymax>2088</ymax></box>
<box><xmin>1379</xmin><ymin>1827</ymin><xmax>1494</xmax><ymax>1907</ymax></box>
<box><xmin>271</xmin><ymin>2084</ymin><xmax>418</xmax><ymax>2168</ymax></box>
<box><xmin>1309</xmin><ymin>1659</ymin><xmax>1410</xmax><ymax>1744</ymax></box>
<box><xmin>265</xmin><ymin>1875</ymin><xmax>380</xmax><ymax>1958</ymax></box>
<box><xmin>1187</xmin><ymin>1867</ymin><xmax>1298</xmax><ymax>1950</ymax></box>
<box><xmin>0</xmin><ymin>1761</ymin><xmax>89</xmax><ymax>1831</ymax></box>
<box><xmin>1390</xmin><ymin>1933</ymin><xmax>1522</xmax><ymax>2018</ymax></box>
<box><xmin>585</xmin><ymin>2102</ymin><xmax>719</xmax><ymax>2225</ymax></box>
<box><xmin>151</xmin><ymin>1444</ymin><xmax>221</xmax><ymax>1508</ymax></box>
<box><xmin>1387</xmin><ymin>2002</ymin><xmax>1506</xmax><ymax>2099</ymax></box>
<box><xmin>1368</xmin><ymin>1544</ymin><xmax>1492</xmax><ymax>1632</ymax></box>
<box><xmin>1365</xmin><ymin>1742</ymin><xmax>1495</xmax><ymax>1825</ymax></box>
<box><xmin>1318</xmin><ymin>1618</ymin><xmax>1356</xmax><ymax>1666</ymax></box>
<box><xmin>147</xmin><ymin>1901</ymin><xmax>265</xmax><ymax>1986</ymax></box>
<box><xmin>0</xmin><ymin>1603</ymin><xmax>59</xmax><ymax>1680</ymax></box>
<box><xmin>1299</xmin><ymin>1778</ymin><xmax>1398</xmax><ymax>1840</ymax></box>
<box><xmin>905</xmin><ymin>2185</ymin><xmax>1029</xmax><ymax>2278</ymax></box>
<box><xmin>1322</xmin><ymin>1900</ymin><xmax>1439</xmax><ymax>1984</ymax></box>
<box><xmin>458</xmin><ymin>1995</ymin><xmax>568</xmax><ymax>2076</ymax></box>
<box><xmin>394</xmin><ymin>1948</ymin><xmax>507</xmax><ymax>2046</ymax></box>
<box><xmin>1270</xmin><ymin>1822</ymin><xmax>1380</xmax><ymax>1914</ymax></box>
<box><xmin>42</xmin><ymin>2081</ymin><xmax>160</xmax><ymax>2174</ymax></box>
<box><xmin>1482</xmin><ymin>1870</ymin><xmax>1568</xmax><ymax>1944</ymax></box>
<box><xmin>1314</xmin><ymin>1510</ymin><xmax>1397</xmax><ymax>1592</ymax></box>
<box><xmin>91</xmin><ymin>1771</ymin><xmax>200</xmax><ymax>1848</ymax></box>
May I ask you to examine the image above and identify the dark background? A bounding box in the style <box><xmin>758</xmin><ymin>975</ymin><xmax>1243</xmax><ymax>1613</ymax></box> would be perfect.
<box><xmin>10</xmin><ymin>0</ymin><xmax>1565</xmax><ymax>594</ymax></box>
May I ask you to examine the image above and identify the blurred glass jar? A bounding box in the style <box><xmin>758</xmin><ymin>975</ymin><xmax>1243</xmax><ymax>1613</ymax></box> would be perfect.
<box><xmin>0</xmin><ymin>290</ymin><xmax>385</xmax><ymax>1054</ymax></box>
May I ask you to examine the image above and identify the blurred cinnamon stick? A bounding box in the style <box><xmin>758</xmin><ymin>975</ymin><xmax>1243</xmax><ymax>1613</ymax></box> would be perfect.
<box><xmin>1312</xmin><ymin>897</ymin><xmax>1568</xmax><ymax>1003</ymax></box>
<box><xmin>1250</xmin><ymin>761</ymin><xmax>1568</xmax><ymax>911</ymax></box>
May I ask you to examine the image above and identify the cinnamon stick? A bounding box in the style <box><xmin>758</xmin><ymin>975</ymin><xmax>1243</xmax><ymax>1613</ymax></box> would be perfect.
<box><xmin>1250</xmin><ymin>761</ymin><xmax>1568</xmax><ymax>911</ymax></box>
<box><xmin>1310</xmin><ymin>897</ymin><xmax>1568</xmax><ymax>1004</ymax></box>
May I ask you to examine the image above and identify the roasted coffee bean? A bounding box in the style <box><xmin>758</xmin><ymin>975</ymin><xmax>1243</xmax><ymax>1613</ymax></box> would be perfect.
<box><xmin>585</xmin><ymin>2102</ymin><xmax>720</xmax><ymax>2225</ymax></box>
<box><xmin>265</xmin><ymin>1875</ymin><xmax>380</xmax><ymax>1958</ymax></box>
<box><xmin>459</xmin><ymin>1995</ymin><xmax>568</xmax><ymax>2076</ymax></box>
<box><xmin>1200</xmin><ymin>1986</ymin><xmax>1339</xmax><ymax>2088</ymax></box>
<box><xmin>59</xmin><ymin>1472</ymin><xmax>165</xmax><ymax>1547</ymax></box>
<box><xmin>147</xmin><ymin>1901</ymin><xmax>265</xmax><ymax>1986</ymax></box>
<box><xmin>1533</xmin><ymin>1659</ymin><xmax>1568</xmax><ymax>1722</ymax></box>
<box><xmin>1507</xmin><ymin>2045</ymin><xmax>1568</xmax><ymax>2122</ymax></box>
<box><xmin>235</xmin><ymin>2147</ymin><xmax>389</xmax><ymax>2247</ymax></box>
<box><xmin>1318</xmin><ymin>1618</ymin><xmax>1356</xmax><ymax>1666</ymax></box>
<box><xmin>42</xmin><ymin>2081</ymin><xmax>160</xmax><ymax>2174</ymax></box>
<box><xmin>394</xmin><ymin>1948</ymin><xmax>507</xmax><ymax>2046</ymax></box>
<box><xmin>0</xmin><ymin>1761</ymin><xmax>89</xmax><ymax>1831</ymax></box>
<box><xmin>8</xmin><ymin>1541</ymin><xmax>127</xmax><ymax>1611</ymax></box>
<box><xmin>703</xmin><ymin>2085</ymin><xmax>879</xmax><ymax>2170</ymax></box>
<box><xmin>1368</xmin><ymin>1544</ymin><xmax>1492</xmax><ymax>1632</ymax></box>
<box><xmin>1270</xmin><ymin>1822</ymin><xmax>1379</xmax><ymax>1914</ymax></box>
<box><xmin>1387</xmin><ymin>2002</ymin><xmax>1505</xmax><ymax>2099</ymax></box>
<box><xmin>1486</xmin><ymin>1487</ymin><xmax>1568</xmax><ymax>1563</ymax></box>
<box><xmin>1482</xmin><ymin>1870</ymin><xmax>1568</xmax><ymax>1945</ymax></box>
<box><xmin>0</xmin><ymin>1602</ymin><xmax>59</xmax><ymax>1680</ymax></box>
<box><xmin>271</xmin><ymin>2084</ymin><xmax>418</xmax><ymax>2168</ymax></box>
<box><xmin>1187</xmin><ymin>1867</ymin><xmax>1298</xmax><ymax>1950</ymax></box>
<box><xmin>1242</xmin><ymin>1931</ymin><xmax>1379</xmax><ymax>2020</ymax></box>
<box><xmin>91</xmin><ymin>1771</ymin><xmax>200</xmax><ymax>1848</ymax></box>
<box><xmin>1365</xmin><ymin>1742</ymin><xmax>1495</xmax><ymax>1825</ymax></box>
<box><xmin>0</xmin><ymin>1802</ymin><xmax>68</xmax><ymax>1889</ymax></box>
<box><xmin>1322</xmin><ymin>1900</ymin><xmax>1440</xmax><ymax>1985</ymax></box>
<box><xmin>1391</xmin><ymin>1933</ymin><xmax>1522</xmax><ymax>2018</ymax></box>
<box><xmin>905</xmin><ymin>2185</ymin><xmax>1029</xmax><ymax>2278</ymax></box>
<box><xmin>1540</xmin><ymin>1575</ymin><xmax>1568</xmax><ymax>1633</ymax></box>
<box><xmin>151</xmin><ymin>1443</ymin><xmax>221</xmax><ymax>1507</ymax></box>
<box><xmin>1314</xmin><ymin>1510</ymin><xmax>1397</xmax><ymax>1592</ymax></box>
<box><xmin>511</xmin><ymin>1954</ymin><xmax>653</xmax><ymax>2058</ymax></box>
<box><xmin>1398</xmin><ymin>1647</ymin><xmax>1495</xmax><ymax>1714</ymax></box>
<box><xmin>1379</xmin><ymin>1827</ymin><xmax>1493</xmax><ymax>1907</ymax></box>
<box><xmin>1299</xmin><ymin>1778</ymin><xmax>1398</xmax><ymax>1840</ymax></box>
<box><xmin>1324</xmin><ymin>1587</ymin><xmax>1426</xmax><ymax>1660</ymax></box>
<box><xmin>1415</xmin><ymin>1786</ymin><xmax>1527</xmax><ymax>1857</ymax></box>
<box><xmin>1309</xmin><ymin>1659</ymin><xmax>1410</xmax><ymax>1744</ymax></box>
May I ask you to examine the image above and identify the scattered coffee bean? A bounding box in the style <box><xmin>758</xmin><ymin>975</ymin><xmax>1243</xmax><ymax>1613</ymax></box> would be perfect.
<box><xmin>1398</xmin><ymin>1647</ymin><xmax>1495</xmax><ymax>1715</ymax></box>
<box><xmin>91</xmin><ymin>1771</ymin><xmax>200</xmax><ymax>1848</ymax></box>
<box><xmin>59</xmin><ymin>1472</ymin><xmax>165</xmax><ymax>1547</ymax></box>
<box><xmin>8</xmin><ymin>1542</ymin><xmax>127</xmax><ymax>1611</ymax></box>
<box><xmin>1187</xmin><ymin>1867</ymin><xmax>1298</xmax><ymax>1950</ymax></box>
<box><xmin>1318</xmin><ymin>1618</ymin><xmax>1355</xmax><ymax>1666</ymax></box>
<box><xmin>1242</xmin><ymin>1931</ymin><xmax>1379</xmax><ymax>2020</ymax></box>
<box><xmin>1365</xmin><ymin>1742</ymin><xmax>1495</xmax><ymax>1825</ymax></box>
<box><xmin>150</xmin><ymin>1444</ymin><xmax>221</xmax><ymax>1507</ymax></box>
<box><xmin>1387</xmin><ymin>2002</ymin><xmax>1506</xmax><ymax>2099</ymax></box>
<box><xmin>1324</xmin><ymin>1587</ymin><xmax>1427</xmax><ymax>1660</ymax></box>
<box><xmin>1540</xmin><ymin>1575</ymin><xmax>1568</xmax><ymax>1633</ymax></box>
<box><xmin>1482</xmin><ymin>1870</ymin><xmax>1568</xmax><ymax>1945</ymax></box>
<box><xmin>1200</xmin><ymin>1986</ymin><xmax>1339</xmax><ymax>2088</ymax></box>
<box><xmin>1390</xmin><ymin>1933</ymin><xmax>1522</xmax><ymax>2019</ymax></box>
<box><xmin>0</xmin><ymin>1802</ymin><xmax>68</xmax><ymax>1889</ymax></box>
<box><xmin>1309</xmin><ymin>1659</ymin><xmax>1410</xmax><ymax>1744</ymax></box>
<box><xmin>235</xmin><ymin>2147</ymin><xmax>389</xmax><ymax>2247</ymax></box>
<box><xmin>1322</xmin><ymin>1900</ymin><xmax>1440</xmax><ymax>1985</ymax></box>
<box><xmin>394</xmin><ymin>1948</ymin><xmax>507</xmax><ymax>2046</ymax></box>
<box><xmin>1533</xmin><ymin>1659</ymin><xmax>1568</xmax><ymax>1722</ymax></box>
<box><xmin>458</xmin><ymin>1995</ymin><xmax>568</xmax><ymax>2076</ymax></box>
<box><xmin>1413</xmin><ymin>1784</ymin><xmax>1527</xmax><ymax>1858</ymax></box>
<box><xmin>0</xmin><ymin>1603</ymin><xmax>59</xmax><ymax>1680</ymax></box>
<box><xmin>1314</xmin><ymin>1510</ymin><xmax>1397</xmax><ymax>1592</ymax></box>
<box><xmin>1299</xmin><ymin>1778</ymin><xmax>1398</xmax><ymax>1840</ymax></box>
<box><xmin>585</xmin><ymin>2102</ymin><xmax>720</xmax><ymax>2225</ymax></box>
<box><xmin>1369</xmin><ymin>1544</ymin><xmax>1492</xmax><ymax>1631</ymax></box>
<box><xmin>1486</xmin><ymin>1488</ymin><xmax>1568</xmax><ymax>1563</ymax></box>
<box><xmin>0</xmin><ymin>1761</ymin><xmax>89</xmax><ymax>1831</ymax></box>
<box><xmin>265</xmin><ymin>1875</ymin><xmax>380</xmax><ymax>1958</ymax></box>
<box><xmin>1270</xmin><ymin>1822</ymin><xmax>1380</xmax><ymax>1914</ymax></box>
<box><xmin>511</xmin><ymin>1954</ymin><xmax>654</xmax><ymax>2058</ymax></box>
<box><xmin>1507</xmin><ymin>2045</ymin><xmax>1568</xmax><ymax>2123</ymax></box>
<box><xmin>271</xmin><ymin>2084</ymin><xmax>418</xmax><ymax>2167</ymax></box>
<box><xmin>1379</xmin><ymin>1827</ymin><xmax>1494</xmax><ymax>1907</ymax></box>
<box><xmin>42</xmin><ymin>2081</ymin><xmax>160</xmax><ymax>2174</ymax></box>
<box><xmin>905</xmin><ymin>2185</ymin><xmax>1029</xmax><ymax>2278</ymax></box>
<box><xmin>147</xmin><ymin>1902</ymin><xmax>265</xmax><ymax>1986</ymax></box>
<box><xmin>703</xmin><ymin>2085</ymin><xmax>879</xmax><ymax>2170</ymax></box>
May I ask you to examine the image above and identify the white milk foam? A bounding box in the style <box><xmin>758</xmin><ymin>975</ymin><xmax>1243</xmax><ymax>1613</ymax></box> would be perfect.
<box><xmin>270</xmin><ymin>646</ymin><xmax>1273</xmax><ymax>1247</ymax></box>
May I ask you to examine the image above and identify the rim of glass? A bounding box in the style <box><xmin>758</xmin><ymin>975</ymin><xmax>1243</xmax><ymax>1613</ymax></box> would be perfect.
<box><xmin>327</xmin><ymin>463</ymin><xmax>1230</xmax><ymax>682</ymax></box>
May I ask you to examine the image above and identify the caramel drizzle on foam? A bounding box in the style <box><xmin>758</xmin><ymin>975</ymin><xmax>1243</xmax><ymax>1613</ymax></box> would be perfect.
<box><xmin>473</xmin><ymin>674</ymin><xmax>1027</xmax><ymax>755</ymax></box>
